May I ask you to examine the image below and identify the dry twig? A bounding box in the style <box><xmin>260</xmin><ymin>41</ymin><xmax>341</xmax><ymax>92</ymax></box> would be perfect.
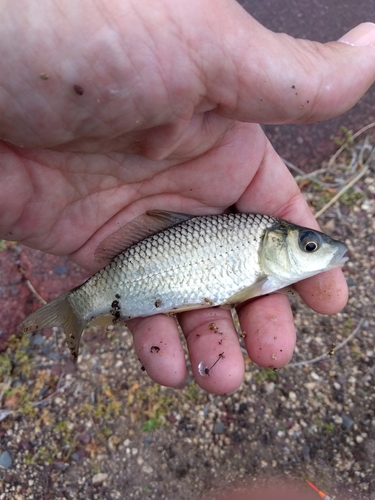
<box><xmin>314</xmin><ymin>165</ymin><xmax>369</xmax><ymax>219</ymax></box>
<box><xmin>328</xmin><ymin>121</ymin><xmax>375</xmax><ymax>168</ymax></box>
<box><xmin>286</xmin><ymin>319</ymin><xmax>364</xmax><ymax>369</ymax></box>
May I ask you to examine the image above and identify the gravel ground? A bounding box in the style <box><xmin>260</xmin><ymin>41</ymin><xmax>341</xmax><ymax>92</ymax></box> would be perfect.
<box><xmin>0</xmin><ymin>130</ymin><xmax>375</xmax><ymax>500</ymax></box>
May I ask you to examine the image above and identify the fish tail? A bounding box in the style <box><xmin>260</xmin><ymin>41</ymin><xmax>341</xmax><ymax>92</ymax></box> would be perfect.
<box><xmin>19</xmin><ymin>293</ymin><xmax>87</xmax><ymax>360</ymax></box>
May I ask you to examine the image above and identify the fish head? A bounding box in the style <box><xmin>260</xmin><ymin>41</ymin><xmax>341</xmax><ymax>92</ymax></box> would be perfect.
<box><xmin>260</xmin><ymin>222</ymin><xmax>349</xmax><ymax>285</ymax></box>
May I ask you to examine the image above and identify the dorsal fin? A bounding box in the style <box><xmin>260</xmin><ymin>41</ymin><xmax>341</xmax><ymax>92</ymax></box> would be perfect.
<box><xmin>94</xmin><ymin>210</ymin><xmax>194</xmax><ymax>264</ymax></box>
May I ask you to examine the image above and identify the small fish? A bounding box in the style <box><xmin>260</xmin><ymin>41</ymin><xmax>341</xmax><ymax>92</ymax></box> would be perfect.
<box><xmin>20</xmin><ymin>211</ymin><xmax>348</xmax><ymax>359</ymax></box>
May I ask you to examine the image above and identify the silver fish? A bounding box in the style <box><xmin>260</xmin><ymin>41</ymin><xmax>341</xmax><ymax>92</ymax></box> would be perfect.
<box><xmin>20</xmin><ymin>211</ymin><xmax>348</xmax><ymax>359</ymax></box>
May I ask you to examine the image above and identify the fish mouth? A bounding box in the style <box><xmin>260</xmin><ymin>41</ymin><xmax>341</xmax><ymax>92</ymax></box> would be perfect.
<box><xmin>332</xmin><ymin>242</ymin><xmax>349</xmax><ymax>267</ymax></box>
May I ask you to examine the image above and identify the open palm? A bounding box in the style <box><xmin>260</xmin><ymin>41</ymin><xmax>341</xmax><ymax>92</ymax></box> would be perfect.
<box><xmin>1</xmin><ymin>0</ymin><xmax>374</xmax><ymax>393</ymax></box>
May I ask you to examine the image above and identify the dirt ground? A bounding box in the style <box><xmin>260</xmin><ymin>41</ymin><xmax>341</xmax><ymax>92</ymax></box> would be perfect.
<box><xmin>0</xmin><ymin>129</ymin><xmax>375</xmax><ymax>499</ymax></box>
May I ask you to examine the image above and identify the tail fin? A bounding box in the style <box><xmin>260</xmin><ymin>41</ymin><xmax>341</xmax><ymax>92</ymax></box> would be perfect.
<box><xmin>19</xmin><ymin>293</ymin><xmax>87</xmax><ymax>360</ymax></box>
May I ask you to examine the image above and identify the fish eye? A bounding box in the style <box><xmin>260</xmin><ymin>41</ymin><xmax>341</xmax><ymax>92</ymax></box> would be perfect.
<box><xmin>298</xmin><ymin>230</ymin><xmax>321</xmax><ymax>253</ymax></box>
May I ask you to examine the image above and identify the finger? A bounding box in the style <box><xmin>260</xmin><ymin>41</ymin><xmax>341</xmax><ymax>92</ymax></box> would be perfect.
<box><xmin>127</xmin><ymin>315</ymin><xmax>187</xmax><ymax>387</ymax></box>
<box><xmin>238</xmin><ymin>294</ymin><xmax>296</xmax><ymax>369</ymax></box>
<box><xmin>294</xmin><ymin>267</ymin><xmax>348</xmax><ymax>315</ymax></box>
<box><xmin>178</xmin><ymin>308</ymin><xmax>244</xmax><ymax>395</ymax></box>
<box><xmin>206</xmin><ymin>10</ymin><xmax>375</xmax><ymax>123</ymax></box>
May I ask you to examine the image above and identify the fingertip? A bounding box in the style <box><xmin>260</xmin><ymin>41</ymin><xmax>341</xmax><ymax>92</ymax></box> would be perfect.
<box><xmin>238</xmin><ymin>294</ymin><xmax>296</xmax><ymax>369</ymax></box>
<box><xmin>128</xmin><ymin>315</ymin><xmax>187</xmax><ymax>388</ymax></box>
<box><xmin>294</xmin><ymin>267</ymin><xmax>349</xmax><ymax>315</ymax></box>
<box><xmin>179</xmin><ymin>309</ymin><xmax>245</xmax><ymax>395</ymax></box>
<box><xmin>338</xmin><ymin>22</ymin><xmax>375</xmax><ymax>47</ymax></box>
<box><xmin>193</xmin><ymin>348</ymin><xmax>244</xmax><ymax>395</ymax></box>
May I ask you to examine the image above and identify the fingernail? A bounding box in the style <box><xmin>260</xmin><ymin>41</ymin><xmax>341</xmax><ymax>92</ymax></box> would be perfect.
<box><xmin>338</xmin><ymin>22</ymin><xmax>375</xmax><ymax>47</ymax></box>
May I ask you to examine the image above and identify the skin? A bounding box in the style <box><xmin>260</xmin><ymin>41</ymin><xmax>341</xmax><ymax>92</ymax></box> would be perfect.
<box><xmin>1</xmin><ymin>0</ymin><xmax>375</xmax><ymax>394</ymax></box>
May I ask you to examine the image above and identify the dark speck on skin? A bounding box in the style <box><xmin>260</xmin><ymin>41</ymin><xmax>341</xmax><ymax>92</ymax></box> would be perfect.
<box><xmin>110</xmin><ymin>299</ymin><xmax>121</xmax><ymax>324</ymax></box>
<box><xmin>74</xmin><ymin>84</ymin><xmax>84</xmax><ymax>95</ymax></box>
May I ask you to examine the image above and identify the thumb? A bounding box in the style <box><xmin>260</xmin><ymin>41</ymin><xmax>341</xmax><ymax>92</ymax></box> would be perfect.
<box><xmin>204</xmin><ymin>8</ymin><xmax>375</xmax><ymax>124</ymax></box>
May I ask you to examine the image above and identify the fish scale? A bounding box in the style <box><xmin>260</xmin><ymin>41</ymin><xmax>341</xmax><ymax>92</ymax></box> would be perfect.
<box><xmin>19</xmin><ymin>211</ymin><xmax>348</xmax><ymax>359</ymax></box>
<box><xmin>71</xmin><ymin>213</ymin><xmax>274</xmax><ymax>320</ymax></box>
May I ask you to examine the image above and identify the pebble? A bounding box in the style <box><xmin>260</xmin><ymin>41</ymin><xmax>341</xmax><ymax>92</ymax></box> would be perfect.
<box><xmin>92</xmin><ymin>473</ymin><xmax>108</xmax><ymax>485</ymax></box>
<box><xmin>31</xmin><ymin>333</ymin><xmax>45</xmax><ymax>346</ymax></box>
<box><xmin>78</xmin><ymin>433</ymin><xmax>91</xmax><ymax>445</ymax></box>
<box><xmin>341</xmin><ymin>413</ymin><xmax>355</xmax><ymax>431</ymax></box>
<box><xmin>265</xmin><ymin>382</ymin><xmax>275</xmax><ymax>394</ymax></box>
<box><xmin>302</xmin><ymin>442</ymin><xmax>310</xmax><ymax>462</ymax></box>
<box><xmin>142</xmin><ymin>464</ymin><xmax>153</xmax><ymax>474</ymax></box>
<box><xmin>213</xmin><ymin>422</ymin><xmax>225</xmax><ymax>435</ymax></box>
<box><xmin>289</xmin><ymin>391</ymin><xmax>297</xmax><ymax>402</ymax></box>
<box><xmin>0</xmin><ymin>451</ymin><xmax>12</xmax><ymax>469</ymax></box>
<box><xmin>333</xmin><ymin>415</ymin><xmax>343</xmax><ymax>425</ymax></box>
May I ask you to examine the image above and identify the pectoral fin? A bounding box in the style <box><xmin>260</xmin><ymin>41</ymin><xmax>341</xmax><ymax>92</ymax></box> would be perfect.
<box><xmin>222</xmin><ymin>279</ymin><xmax>298</xmax><ymax>307</ymax></box>
<box><xmin>222</xmin><ymin>278</ymin><xmax>270</xmax><ymax>306</ymax></box>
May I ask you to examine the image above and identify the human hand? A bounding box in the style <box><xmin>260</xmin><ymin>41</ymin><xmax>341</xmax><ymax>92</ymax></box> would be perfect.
<box><xmin>1</xmin><ymin>1</ymin><xmax>374</xmax><ymax>393</ymax></box>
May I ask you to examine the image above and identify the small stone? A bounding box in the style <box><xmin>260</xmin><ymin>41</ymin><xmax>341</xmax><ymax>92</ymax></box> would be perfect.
<box><xmin>213</xmin><ymin>422</ymin><xmax>225</xmax><ymax>434</ymax></box>
<box><xmin>289</xmin><ymin>391</ymin><xmax>297</xmax><ymax>402</ymax></box>
<box><xmin>302</xmin><ymin>442</ymin><xmax>310</xmax><ymax>462</ymax></box>
<box><xmin>341</xmin><ymin>413</ymin><xmax>355</xmax><ymax>431</ymax></box>
<box><xmin>346</xmin><ymin>277</ymin><xmax>356</xmax><ymax>287</ymax></box>
<box><xmin>333</xmin><ymin>415</ymin><xmax>343</xmax><ymax>425</ymax></box>
<box><xmin>92</xmin><ymin>473</ymin><xmax>108</xmax><ymax>485</ymax></box>
<box><xmin>79</xmin><ymin>433</ymin><xmax>91</xmax><ymax>445</ymax></box>
<box><xmin>0</xmin><ymin>451</ymin><xmax>12</xmax><ymax>469</ymax></box>
<box><xmin>76</xmin><ymin>448</ymin><xmax>86</xmax><ymax>461</ymax></box>
<box><xmin>265</xmin><ymin>382</ymin><xmax>275</xmax><ymax>394</ymax></box>
<box><xmin>71</xmin><ymin>452</ymin><xmax>83</xmax><ymax>463</ymax></box>
<box><xmin>142</xmin><ymin>464</ymin><xmax>153</xmax><ymax>474</ymax></box>
<box><xmin>31</xmin><ymin>332</ymin><xmax>45</xmax><ymax>346</ymax></box>
<box><xmin>62</xmin><ymin>359</ymin><xmax>76</xmax><ymax>374</ymax></box>
<box><xmin>52</xmin><ymin>460</ymin><xmax>65</xmax><ymax>469</ymax></box>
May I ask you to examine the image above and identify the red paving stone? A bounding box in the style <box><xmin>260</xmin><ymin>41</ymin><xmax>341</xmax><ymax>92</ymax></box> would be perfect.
<box><xmin>0</xmin><ymin>243</ymin><xmax>88</xmax><ymax>349</ymax></box>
